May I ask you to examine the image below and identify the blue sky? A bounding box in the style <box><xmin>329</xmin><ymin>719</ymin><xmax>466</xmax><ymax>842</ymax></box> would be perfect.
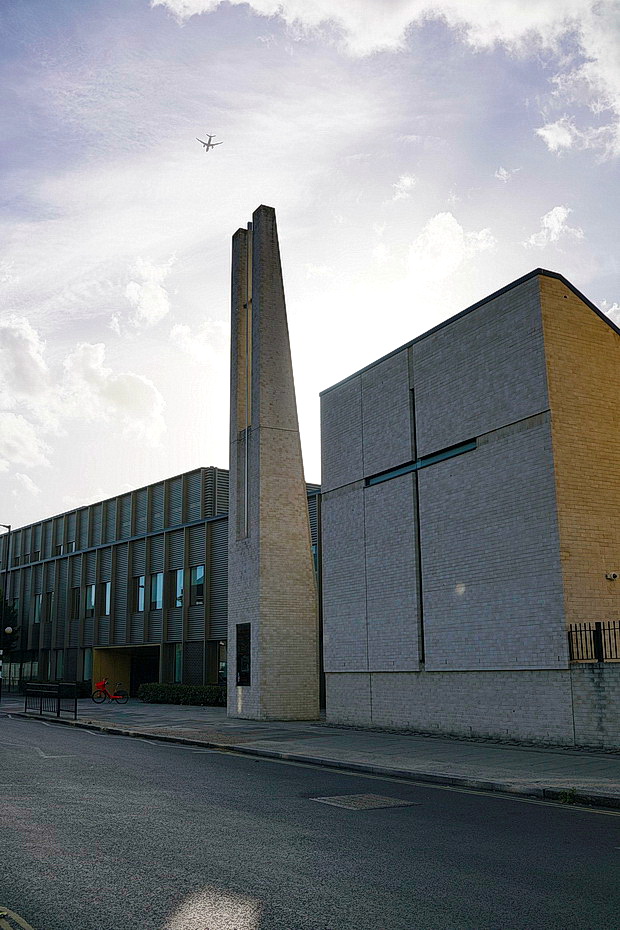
<box><xmin>1</xmin><ymin>0</ymin><xmax>619</xmax><ymax>526</ymax></box>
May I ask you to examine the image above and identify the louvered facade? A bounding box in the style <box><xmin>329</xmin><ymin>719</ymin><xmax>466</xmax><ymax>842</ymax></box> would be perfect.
<box><xmin>0</xmin><ymin>467</ymin><xmax>320</xmax><ymax>694</ymax></box>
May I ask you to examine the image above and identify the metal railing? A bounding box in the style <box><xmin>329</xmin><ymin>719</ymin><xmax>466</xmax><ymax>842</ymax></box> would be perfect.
<box><xmin>24</xmin><ymin>681</ymin><xmax>78</xmax><ymax>719</ymax></box>
<box><xmin>568</xmin><ymin>621</ymin><xmax>620</xmax><ymax>662</ymax></box>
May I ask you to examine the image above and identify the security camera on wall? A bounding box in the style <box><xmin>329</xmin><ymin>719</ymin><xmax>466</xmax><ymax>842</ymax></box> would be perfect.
<box><xmin>605</xmin><ymin>572</ymin><xmax>619</xmax><ymax>581</ymax></box>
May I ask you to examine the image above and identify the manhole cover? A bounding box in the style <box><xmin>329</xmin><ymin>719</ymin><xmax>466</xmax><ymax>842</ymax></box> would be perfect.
<box><xmin>311</xmin><ymin>793</ymin><xmax>418</xmax><ymax>810</ymax></box>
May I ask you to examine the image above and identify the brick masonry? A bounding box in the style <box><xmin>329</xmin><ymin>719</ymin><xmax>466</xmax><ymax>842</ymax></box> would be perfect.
<box><xmin>321</xmin><ymin>271</ymin><xmax>620</xmax><ymax>746</ymax></box>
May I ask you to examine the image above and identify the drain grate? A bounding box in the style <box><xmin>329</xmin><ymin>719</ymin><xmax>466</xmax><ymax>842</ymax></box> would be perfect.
<box><xmin>311</xmin><ymin>793</ymin><xmax>418</xmax><ymax>810</ymax></box>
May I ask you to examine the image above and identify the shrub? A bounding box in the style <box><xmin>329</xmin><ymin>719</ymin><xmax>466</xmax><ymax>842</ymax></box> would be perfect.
<box><xmin>137</xmin><ymin>682</ymin><xmax>226</xmax><ymax>706</ymax></box>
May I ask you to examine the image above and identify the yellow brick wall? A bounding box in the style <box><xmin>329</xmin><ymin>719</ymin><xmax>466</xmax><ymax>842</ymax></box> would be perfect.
<box><xmin>540</xmin><ymin>275</ymin><xmax>620</xmax><ymax>625</ymax></box>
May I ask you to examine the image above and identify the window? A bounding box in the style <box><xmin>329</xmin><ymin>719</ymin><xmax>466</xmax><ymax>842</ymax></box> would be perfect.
<box><xmin>85</xmin><ymin>584</ymin><xmax>96</xmax><ymax>618</ymax></box>
<box><xmin>33</xmin><ymin>594</ymin><xmax>42</xmax><ymax>624</ymax></box>
<box><xmin>100</xmin><ymin>581</ymin><xmax>111</xmax><ymax>616</ymax></box>
<box><xmin>150</xmin><ymin>572</ymin><xmax>163</xmax><ymax>610</ymax></box>
<box><xmin>32</xmin><ymin>550</ymin><xmax>40</xmax><ymax>562</ymax></box>
<box><xmin>56</xmin><ymin>650</ymin><xmax>64</xmax><ymax>680</ymax></box>
<box><xmin>133</xmin><ymin>576</ymin><xmax>145</xmax><ymax>612</ymax></box>
<box><xmin>169</xmin><ymin>568</ymin><xmax>184</xmax><ymax>608</ymax></box>
<box><xmin>54</xmin><ymin>544</ymin><xmax>62</xmax><ymax>556</ymax></box>
<box><xmin>71</xmin><ymin>587</ymin><xmax>80</xmax><ymax>620</ymax></box>
<box><xmin>45</xmin><ymin>591</ymin><xmax>54</xmax><ymax>622</ymax></box>
<box><xmin>174</xmin><ymin>643</ymin><xmax>182</xmax><ymax>683</ymax></box>
<box><xmin>83</xmin><ymin>648</ymin><xmax>93</xmax><ymax>681</ymax></box>
<box><xmin>66</xmin><ymin>541</ymin><xmax>75</xmax><ymax>553</ymax></box>
<box><xmin>189</xmin><ymin>565</ymin><xmax>205</xmax><ymax>607</ymax></box>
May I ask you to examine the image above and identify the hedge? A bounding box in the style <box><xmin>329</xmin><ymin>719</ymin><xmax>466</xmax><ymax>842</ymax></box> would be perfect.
<box><xmin>137</xmin><ymin>682</ymin><xmax>226</xmax><ymax>706</ymax></box>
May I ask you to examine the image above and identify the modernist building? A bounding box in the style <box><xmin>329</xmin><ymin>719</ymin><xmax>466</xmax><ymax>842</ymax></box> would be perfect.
<box><xmin>0</xmin><ymin>467</ymin><xmax>319</xmax><ymax>694</ymax></box>
<box><xmin>320</xmin><ymin>269</ymin><xmax>620</xmax><ymax>745</ymax></box>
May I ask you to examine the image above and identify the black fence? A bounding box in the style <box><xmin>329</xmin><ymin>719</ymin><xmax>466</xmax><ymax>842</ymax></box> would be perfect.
<box><xmin>568</xmin><ymin>621</ymin><xmax>620</xmax><ymax>662</ymax></box>
<box><xmin>24</xmin><ymin>681</ymin><xmax>78</xmax><ymax>719</ymax></box>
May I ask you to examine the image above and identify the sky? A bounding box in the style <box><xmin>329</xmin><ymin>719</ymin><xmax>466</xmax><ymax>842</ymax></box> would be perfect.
<box><xmin>1</xmin><ymin>0</ymin><xmax>619</xmax><ymax>528</ymax></box>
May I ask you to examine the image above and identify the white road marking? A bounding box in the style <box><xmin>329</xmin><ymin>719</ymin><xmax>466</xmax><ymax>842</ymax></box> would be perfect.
<box><xmin>35</xmin><ymin>747</ymin><xmax>74</xmax><ymax>760</ymax></box>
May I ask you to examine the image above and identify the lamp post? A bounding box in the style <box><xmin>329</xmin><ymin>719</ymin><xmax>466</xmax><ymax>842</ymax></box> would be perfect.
<box><xmin>0</xmin><ymin>524</ymin><xmax>11</xmax><ymax>702</ymax></box>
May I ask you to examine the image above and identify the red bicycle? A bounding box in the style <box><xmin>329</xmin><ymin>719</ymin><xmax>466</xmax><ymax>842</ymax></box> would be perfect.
<box><xmin>91</xmin><ymin>678</ymin><xmax>129</xmax><ymax>704</ymax></box>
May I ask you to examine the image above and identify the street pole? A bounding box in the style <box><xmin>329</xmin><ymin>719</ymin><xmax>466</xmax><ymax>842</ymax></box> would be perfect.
<box><xmin>0</xmin><ymin>524</ymin><xmax>11</xmax><ymax>702</ymax></box>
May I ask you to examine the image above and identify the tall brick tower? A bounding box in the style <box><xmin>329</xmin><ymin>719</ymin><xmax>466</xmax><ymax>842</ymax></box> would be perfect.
<box><xmin>227</xmin><ymin>205</ymin><xmax>319</xmax><ymax>720</ymax></box>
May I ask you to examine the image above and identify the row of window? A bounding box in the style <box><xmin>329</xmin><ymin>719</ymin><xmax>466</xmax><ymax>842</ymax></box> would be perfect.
<box><xmin>26</xmin><ymin>565</ymin><xmax>205</xmax><ymax>622</ymax></box>
<box><xmin>132</xmin><ymin>566</ymin><xmax>204</xmax><ymax>612</ymax></box>
<box><xmin>13</xmin><ymin>541</ymin><xmax>76</xmax><ymax>566</ymax></box>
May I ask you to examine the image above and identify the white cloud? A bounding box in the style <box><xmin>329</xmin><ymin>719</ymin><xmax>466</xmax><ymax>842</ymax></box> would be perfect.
<box><xmin>0</xmin><ymin>316</ymin><xmax>50</xmax><ymax>401</ymax></box>
<box><xmin>408</xmin><ymin>212</ymin><xmax>496</xmax><ymax>284</ymax></box>
<box><xmin>524</xmin><ymin>205</ymin><xmax>584</xmax><ymax>248</ymax></box>
<box><xmin>391</xmin><ymin>174</ymin><xmax>417</xmax><ymax>200</ymax></box>
<box><xmin>62</xmin><ymin>343</ymin><xmax>166</xmax><ymax>445</ymax></box>
<box><xmin>14</xmin><ymin>473</ymin><xmax>41</xmax><ymax>496</ymax></box>
<box><xmin>601</xmin><ymin>299</ymin><xmax>620</xmax><ymax>326</ymax></box>
<box><xmin>152</xmin><ymin>1</ymin><xmax>620</xmax><ymax>158</ymax></box>
<box><xmin>124</xmin><ymin>255</ymin><xmax>176</xmax><ymax>329</ymax></box>
<box><xmin>169</xmin><ymin>321</ymin><xmax>228</xmax><ymax>366</ymax></box>
<box><xmin>536</xmin><ymin>116</ymin><xmax>578</xmax><ymax>153</ymax></box>
<box><xmin>494</xmin><ymin>166</ymin><xmax>520</xmax><ymax>182</ymax></box>
<box><xmin>0</xmin><ymin>412</ymin><xmax>51</xmax><ymax>471</ymax></box>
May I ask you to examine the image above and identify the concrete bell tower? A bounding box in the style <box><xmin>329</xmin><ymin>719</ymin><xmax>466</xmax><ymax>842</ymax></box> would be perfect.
<box><xmin>227</xmin><ymin>205</ymin><xmax>319</xmax><ymax>720</ymax></box>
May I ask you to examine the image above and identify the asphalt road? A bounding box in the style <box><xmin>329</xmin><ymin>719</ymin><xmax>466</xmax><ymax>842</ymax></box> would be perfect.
<box><xmin>1</xmin><ymin>716</ymin><xmax>619</xmax><ymax>930</ymax></box>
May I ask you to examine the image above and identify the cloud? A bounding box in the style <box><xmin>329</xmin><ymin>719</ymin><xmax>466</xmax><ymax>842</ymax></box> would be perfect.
<box><xmin>408</xmin><ymin>212</ymin><xmax>496</xmax><ymax>284</ymax></box>
<box><xmin>601</xmin><ymin>299</ymin><xmax>620</xmax><ymax>327</ymax></box>
<box><xmin>169</xmin><ymin>320</ymin><xmax>228</xmax><ymax>366</ymax></box>
<box><xmin>62</xmin><ymin>343</ymin><xmax>166</xmax><ymax>445</ymax></box>
<box><xmin>524</xmin><ymin>205</ymin><xmax>584</xmax><ymax>248</ymax></box>
<box><xmin>0</xmin><ymin>316</ymin><xmax>50</xmax><ymax>402</ymax></box>
<box><xmin>536</xmin><ymin>117</ymin><xmax>578</xmax><ymax>153</ymax></box>
<box><xmin>124</xmin><ymin>255</ymin><xmax>176</xmax><ymax>329</ymax></box>
<box><xmin>152</xmin><ymin>1</ymin><xmax>620</xmax><ymax>159</ymax></box>
<box><xmin>494</xmin><ymin>166</ymin><xmax>520</xmax><ymax>182</ymax></box>
<box><xmin>0</xmin><ymin>412</ymin><xmax>51</xmax><ymax>471</ymax></box>
<box><xmin>391</xmin><ymin>174</ymin><xmax>418</xmax><ymax>200</ymax></box>
<box><xmin>14</xmin><ymin>473</ymin><xmax>42</xmax><ymax>496</ymax></box>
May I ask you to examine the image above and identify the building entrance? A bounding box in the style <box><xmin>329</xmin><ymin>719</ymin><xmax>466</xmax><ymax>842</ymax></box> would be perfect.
<box><xmin>92</xmin><ymin>645</ymin><xmax>161</xmax><ymax>697</ymax></box>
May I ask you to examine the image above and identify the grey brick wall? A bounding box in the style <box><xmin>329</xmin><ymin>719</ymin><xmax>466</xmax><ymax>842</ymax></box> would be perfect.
<box><xmin>320</xmin><ymin>376</ymin><xmax>363</xmax><ymax>493</ymax></box>
<box><xmin>419</xmin><ymin>413</ymin><xmax>568</xmax><ymax>671</ymax></box>
<box><xmin>413</xmin><ymin>276</ymin><xmax>548</xmax><ymax>456</ymax></box>
<box><xmin>361</xmin><ymin>348</ymin><xmax>413</xmax><ymax>475</ymax></box>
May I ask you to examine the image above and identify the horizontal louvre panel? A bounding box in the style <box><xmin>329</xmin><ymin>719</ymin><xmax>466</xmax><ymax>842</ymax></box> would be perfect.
<box><xmin>168</xmin><ymin>531</ymin><xmax>184</xmax><ymax>569</ymax></box>
<box><xmin>119</xmin><ymin>494</ymin><xmax>132</xmax><ymax>538</ymax></box>
<box><xmin>187</xmin><ymin>605</ymin><xmax>204</xmax><ymax>641</ymax></box>
<box><xmin>42</xmin><ymin>625</ymin><xmax>52</xmax><ymax>648</ymax></box>
<box><xmin>99</xmin><ymin>547</ymin><xmax>112</xmax><ymax>581</ymax></box>
<box><xmin>148</xmin><ymin>612</ymin><xmax>163</xmax><ymax>642</ymax></box>
<box><xmin>104</xmin><ymin>500</ymin><xmax>116</xmax><ymax>543</ymax></box>
<box><xmin>98</xmin><ymin>617</ymin><xmax>110</xmax><ymax>645</ymax></box>
<box><xmin>130</xmin><ymin>615</ymin><xmax>143</xmax><ymax>644</ymax></box>
<box><xmin>113</xmin><ymin>544</ymin><xmax>128</xmax><ymax>644</ymax></box>
<box><xmin>43</xmin><ymin>521</ymin><xmax>53</xmax><ymax>558</ymax></box>
<box><xmin>149</xmin><ymin>535</ymin><xmax>164</xmax><ymax>572</ymax></box>
<box><xmin>215</xmin><ymin>469</ymin><xmax>229</xmax><ymax>515</ymax></box>
<box><xmin>54</xmin><ymin>518</ymin><xmax>63</xmax><ymax>545</ymax></box>
<box><xmin>33</xmin><ymin>524</ymin><xmax>41</xmax><ymax>551</ymax></box>
<box><xmin>131</xmin><ymin>539</ymin><xmax>146</xmax><ymax>574</ymax></box>
<box><xmin>135</xmin><ymin>488</ymin><xmax>148</xmax><ymax>534</ymax></box>
<box><xmin>188</xmin><ymin>525</ymin><xmax>205</xmax><ymax>565</ymax></box>
<box><xmin>45</xmin><ymin>562</ymin><xmax>55</xmax><ymax>592</ymax></box>
<box><xmin>70</xmin><ymin>555</ymin><xmax>82</xmax><ymax>588</ymax></box>
<box><xmin>91</xmin><ymin>504</ymin><xmax>103</xmax><ymax>546</ymax></box>
<box><xmin>85</xmin><ymin>550</ymin><xmax>96</xmax><ymax>584</ymax></box>
<box><xmin>78</xmin><ymin>509</ymin><xmax>89</xmax><ymax>549</ymax></box>
<box><xmin>209</xmin><ymin>519</ymin><xmax>228</xmax><ymax>640</ymax></box>
<box><xmin>69</xmin><ymin>620</ymin><xmax>79</xmax><ymax>647</ymax></box>
<box><xmin>66</xmin><ymin>512</ymin><xmax>76</xmax><ymax>545</ymax></box>
<box><xmin>83</xmin><ymin>618</ymin><xmax>94</xmax><ymax>646</ymax></box>
<box><xmin>187</xmin><ymin>471</ymin><xmax>202</xmax><ymax>520</ymax></box>
<box><xmin>168</xmin><ymin>477</ymin><xmax>183</xmax><ymax>526</ymax></box>
<box><xmin>151</xmin><ymin>484</ymin><xmax>164</xmax><ymax>531</ymax></box>
<box><xmin>307</xmin><ymin>494</ymin><xmax>318</xmax><ymax>546</ymax></box>
<box><xmin>34</xmin><ymin>563</ymin><xmax>43</xmax><ymax>593</ymax></box>
<box><xmin>166</xmin><ymin>609</ymin><xmax>182</xmax><ymax>642</ymax></box>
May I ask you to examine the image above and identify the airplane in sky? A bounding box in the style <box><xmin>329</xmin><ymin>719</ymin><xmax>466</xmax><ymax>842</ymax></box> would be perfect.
<box><xmin>196</xmin><ymin>134</ymin><xmax>223</xmax><ymax>152</ymax></box>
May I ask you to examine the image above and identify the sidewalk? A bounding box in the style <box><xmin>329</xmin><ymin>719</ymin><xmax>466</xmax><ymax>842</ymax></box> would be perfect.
<box><xmin>4</xmin><ymin>695</ymin><xmax>620</xmax><ymax>810</ymax></box>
